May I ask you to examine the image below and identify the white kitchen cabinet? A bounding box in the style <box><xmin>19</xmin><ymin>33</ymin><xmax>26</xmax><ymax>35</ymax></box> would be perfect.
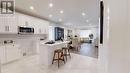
<box><xmin>0</xmin><ymin>12</ymin><xmax>49</xmax><ymax>34</ymax></box>
<box><xmin>0</xmin><ymin>44</ymin><xmax>20</xmax><ymax>64</ymax></box>
<box><xmin>0</xmin><ymin>46</ymin><xmax>6</xmax><ymax>64</ymax></box>
<box><xmin>18</xmin><ymin>13</ymin><xmax>29</xmax><ymax>27</ymax></box>
<box><xmin>37</xmin><ymin>21</ymin><xmax>44</xmax><ymax>34</ymax></box>
<box><xmin>30</xmin><ymin>17</ymin><xmax>49</xmax><ymax>34</ymax></box>
<box><xmin>6</xmin><ymin>44</ymin><xmax>20</xmax><ymax>62</ymax></box>
<box><xmin>30</xmin><ymin>17</ymin><xmax>41</xmax><ymax>34</ymax></box>
<box><xmin>0</xmin><ymin>14</ymin><xmax>18</xmax><ymax>34</ymax></box>
<box><xmin>7</xmin><ymin>16</ymin><xmax>18</xmax><ymax>34</ymax></box>
<box><xmin>18</xmin><ymin>13</ymin><xmax>34</xmax><ymax>27</ymax></box>
<box><xmin>33</xmin><ymin>18</ymin><xmax>49</xmax><ymax>34</ymax></box>
<box><xmin>17</xmin><ymin>13</ymin><xmax>49</xmax><ymax>34</ymax></box>
<box><xmin>42</xmin><ymin>21</ymin><xmax>49</xmax><ymax>34</ymax></box>
<box><xmin>0</xmin><ymin>16</ymin><xmax>9</xmax><ymax>33</ymax></box>
<box><xmin>0</xmin><ymin>17</ymin><xmax>5</xmax><ymax>33</ymax></box>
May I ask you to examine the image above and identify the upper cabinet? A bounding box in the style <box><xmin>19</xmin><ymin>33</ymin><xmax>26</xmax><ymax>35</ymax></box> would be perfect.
<box><xmin>0</xmin><ymin>12</ymin><xmax>49</xmax><ymax>34</ymax></box>
<box><xmin>18</xmin><ymin>13</ymin><xmax>34</xmax><ymax>27</ymax></box>
<box><xmin>0</xmin><ymin>14</ymin><xmax>18</xmax><ymax>34</ymax></box>
<box><xmin>33</xmin><ymin>18</ymin><xmax>49</xmax><ymax>34</ymax></box>
<box><xmin>17</xmin><ymin>13</ymin><xmax>49</xmax><ymax>34</ymax></box>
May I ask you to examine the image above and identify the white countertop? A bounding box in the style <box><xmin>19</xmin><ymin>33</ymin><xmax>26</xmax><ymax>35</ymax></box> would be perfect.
<box><xmin>40</xmin><ymin>41</ymin><xmax>69</xmax><ymax>46</ymax></box>
<box><xmin>0</xmin><ymin>43</ymin><xmax>19</xmax><ymax>47</ymax></box>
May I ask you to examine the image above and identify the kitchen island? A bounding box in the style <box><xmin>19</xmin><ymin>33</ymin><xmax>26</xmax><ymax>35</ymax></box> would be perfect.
<box><xmin>39</xmin><ymin>41</ymin><xmax>69</xmax><ymax>67</ymax></box>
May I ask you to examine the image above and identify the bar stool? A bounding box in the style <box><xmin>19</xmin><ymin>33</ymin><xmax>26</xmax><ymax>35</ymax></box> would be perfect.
<box><xmin>52</xmin><ymin>49</ymin><xmax>65</xmax><ymax>68</ymax></box>
<box><xmin>62</xmin><ymin>47</ymin><xmax>71</xmax><ymax>61</ymax></box>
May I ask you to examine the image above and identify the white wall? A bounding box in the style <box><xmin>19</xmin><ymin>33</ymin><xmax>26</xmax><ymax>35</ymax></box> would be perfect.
<box><xmin>99</xmin><ymin>0</ymin><xmax>130</xmax><ymax>73</ymax></box>
<box><xmin>107</xmin><ymin>0</ymin><xmax>130</xmax><ymax>73</ymax></box>
<box><xmin>49</xmin><ymin>26</ymin><xmax>55</xmax><ymax>40</ymax></box>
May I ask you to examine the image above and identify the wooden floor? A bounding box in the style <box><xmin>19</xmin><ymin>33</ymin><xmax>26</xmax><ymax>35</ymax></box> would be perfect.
<box><xmin>70</xmin><ymin>43</ymin><xmax>98</xmax><ymax>58</ymax></box>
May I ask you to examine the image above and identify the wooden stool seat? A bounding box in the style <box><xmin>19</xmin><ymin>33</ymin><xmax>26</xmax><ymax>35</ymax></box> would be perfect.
<box><xmin>52</xmin><ymin>49</ymin><xmax>65</xmax><ymax>68</ymax></box>
<box><xmin>55</xmin><ymin>49</ymin><xmax>63</xmax><ymax>52</ymax></box>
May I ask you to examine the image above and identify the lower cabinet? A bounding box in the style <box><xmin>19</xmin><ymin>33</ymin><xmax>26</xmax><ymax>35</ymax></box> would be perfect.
<box><xmin>0</xmin><ymin>46</ymin><xmax>6</xmax><ymax>64</ymax></box>
<box><xmin>6</xmin><ymin>44</ymin><xmax>21</xmax><ymax>63</ymax></box>
<box><xmin>0</xmin><ymin>44</ymin><xmax>21</xmax><ymax>64</ymax></box>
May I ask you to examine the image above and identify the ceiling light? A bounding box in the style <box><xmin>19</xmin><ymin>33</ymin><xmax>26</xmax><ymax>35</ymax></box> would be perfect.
<box><xmin>82</xmin><ymin>12</ymin><xmax>86</xmax><ymax>16</ymax></box>
<box><xmin>49</xmin><ymin>14</ymin><xmax>53</xmax><ymax>18</ymax></box>
<box><xmin>86</xmin><ymin>20</ymin><xmax>89</xmax><ymax>22</ymax></box>
<box><xmin>49</xmin><ymin>3</ymin><xmax>53</xmax><ymax>8</ymax></box>
<box><xmin>30</xmin><ymin>6</ymin><xmax>34</xmax><ymax>10</ymax></box>
<box><xmin>65</xmin><ymin>23</ymin><xmax>73</xmax><ymax>26</ymax></box>
<box><xmin>59</xmin><ymin>19</ymin><xmax>62</xmax><ymax>22</ymax></box>
<box><xmin>60</xmin><ymin>10</ymin><xmax>64</xmax><ymax>14</ymax></box>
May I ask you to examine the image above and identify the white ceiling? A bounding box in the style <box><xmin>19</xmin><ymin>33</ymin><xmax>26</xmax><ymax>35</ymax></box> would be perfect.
<box><xmin>15</xmin><ymin>0</ymin><xmax>100</xmax><ymax>29</ymax></box>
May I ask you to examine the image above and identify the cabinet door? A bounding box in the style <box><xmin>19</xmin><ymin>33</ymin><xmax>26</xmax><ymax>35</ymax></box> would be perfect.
<box><xmin>18</xmin><ymin>13</ymin><xmax>33</xmax><ymax>27</ymax></box>
<box><xmin>38</xmin><ymin>21</ymin><xmax>43</xmax><ymax>34</ymax></box>
<box><xmin>38</xmin><ymin>20</ymin><xmax>49</xmax><ymax>34</ymax></box>
<box><xmin>0</xmin><ymin>15</ymin><xmax>18</xmax><ymax>34</ymax></box>
<box><xmin>6</xmin><ymin>44</ymin><xmax>20</xmax><ymax>62</ymax></box>
<box><xmin>0</xmin><ymin>46</ymin><xmax>6</xmax><ymax>64</ymax></box>
<box><xmin>0</xmin><ymin>17</ymin><xmax>5</xmax><ymax>33</ymax></box>
<box><xmin>31</xmin><ymin>18</ymin><xmax>41</xmax><ymax>34</ymax></box>
<box><xmin>7</xmin><ymin>16</ymin><xmax>18</xmax><ymax>34</ymax></box>
<box><xmin>0</xmin><ymin>16</ymin><xmax>8</xmax><ymax>33</ymax></box>
<box><xmin>43</xmin><ymin>21</ymin><xmax>49</xmax><ymax>34</ymax></box>
<box><xmin>18</xmin><ymin>13</ymin><xmax>25</xmax><ymax>26</ymax></box>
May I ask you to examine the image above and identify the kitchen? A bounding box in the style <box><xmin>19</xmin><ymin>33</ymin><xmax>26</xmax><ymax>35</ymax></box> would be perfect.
<box><xmin>0</xmin><ymin>11</ymin><xmax>77</xmax><ymax>70</ymax></box>
<box><xmin>0</xmin><ymin>0</ymin><xmax>99</xmax><ymax>73</ymax></box>
<box><xmin>0</xmin><ymin>12</ymin><xmax>50</xmax><ymax>64</ymax></box>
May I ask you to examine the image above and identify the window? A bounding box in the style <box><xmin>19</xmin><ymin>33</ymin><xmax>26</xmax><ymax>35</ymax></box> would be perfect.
<box><xmin>80</xmin><ymin>30</ymin><xmax>91</xmax><ymax>38</ymax></box>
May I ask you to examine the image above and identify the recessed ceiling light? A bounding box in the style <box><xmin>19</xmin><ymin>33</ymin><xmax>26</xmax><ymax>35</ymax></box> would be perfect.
<box><xmin>59</xmin><ymin>18</ymin><xmax>62</xmax><ymax>22</ymax></box>
<box><xmin>65</xmin><ymin>23</ymin><xmax>73</xmax><ymax>26</ymax></box>
<box><xmin>30</xmin><ymin>6</ymin><xmax>34</xmax><ymax>10</ymax></box>
<box><xmin>60</xmin><ymin>10</ymin><xmax>64</xmax><ymax>14</ymax></box>
<box><xmin>82</xmin><ymin>12</ymin><xmax>86</xmax><ymax>16</ymax></box>
<box><xmin>49</xmin><ymin>14</ymin><xmax>53</xmax><ymax>18</ymax></box>
<box><xmin>86</xmin><ymin>20</ymin><xmax>89</xmax><ymax>22</ymax></box>
<box><xmin>49</xmin><ymin>3</ymin><xmax>53</xmax><ymax>8</ymax></box>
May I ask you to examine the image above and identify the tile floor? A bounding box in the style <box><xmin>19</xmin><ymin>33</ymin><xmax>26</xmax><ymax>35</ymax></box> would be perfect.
<box><xmin>1</xmin><ymin>53</ymin><xmax>98</xmax><ymax>73</ymax></box>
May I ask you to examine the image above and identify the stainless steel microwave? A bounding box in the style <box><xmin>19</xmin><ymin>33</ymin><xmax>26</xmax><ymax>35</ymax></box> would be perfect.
<box><xmin>18</xmin><ymin>26</ymin><xmax>34</xmax><ymax>34</ymax></box>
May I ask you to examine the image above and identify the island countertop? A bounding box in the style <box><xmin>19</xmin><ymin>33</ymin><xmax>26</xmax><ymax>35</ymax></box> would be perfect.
<box><xmin>40</xmin><ymin>41</ymin><xmax>70</xmax><ymax>46</ymax></box>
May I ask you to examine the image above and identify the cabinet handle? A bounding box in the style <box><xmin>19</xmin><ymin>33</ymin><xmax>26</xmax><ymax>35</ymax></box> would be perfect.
<box><xmin>5</xmin><ymin>26</ymin><xmax>7</xmax><ymax>31</ymax></box>
<box><xmin>5</xmin><ymin>26</ymin><xmax>9</xmax><ymax>31</ymax></box>
<box><xmin>8</xmin><ymin>26</ymin><xmax>9</xmax><ymax>31</ymax></box>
